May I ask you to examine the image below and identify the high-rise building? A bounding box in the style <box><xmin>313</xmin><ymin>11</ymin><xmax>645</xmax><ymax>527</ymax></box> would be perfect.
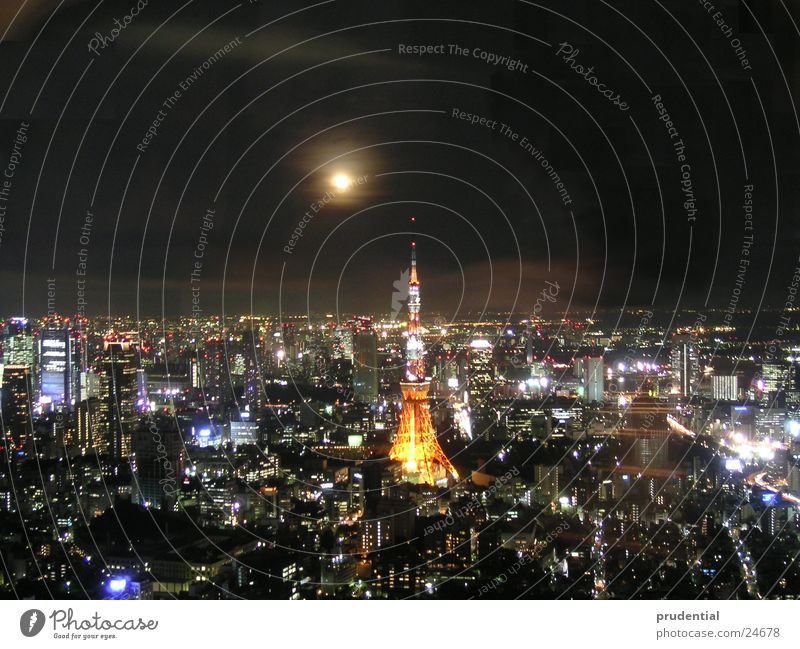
<box><xmin>755</xmin><ymin>405</ymin><xmax>786</xmax><ymax>437</ymax></box>
<box><xmin>467</xmin><ymin>339</ymin><xmax>494</xmax><ymax>408</ymax></box>
<box><xmin>352</xmin><ymin>331</ymin><xmax>378</xmax><ymax>402</ymax></box>
<box><xmin>712</xmin><ymin>375</ymin><xmax>738</xmax><ymax>401</ymax></box>
<box><xmin>39</xmin><ymin>327</ymin><xmax>79</xmax><ymax>411</ymax></box>
<box><xmin>789</xmin><ymin>463</ymin><xmax>800</xmax><ymax>496</ymax></box>
<box><xmin>574</xmin><ymin>357</ymin><xmax>585</xmax><ymax>379</ymax></box>
<box><xmin>534</xmin><ymin>464</ymin><xmax>561</xmax><ymax>502</ymax></box>
<box><xmin>190</xmin><ymin>356</ymin><xmax>201</xmax><ymax>389</ymax></box>
<box><xmin>100</xmin><ymin>340</ymin><xmax>138</xmax><ymax>458</ymax></box>
<box><xmin>0</xmin><ymin>365</ymin><xmax>32</xmax><ymax>446</ymax></box>
<box><xmin>1</xmin><ymin>318</ymin><xmax>34</xmax><ymax>367</ymax></box>
<box><xmin>360</xmin><ymin>498</ymin><xmax>415</xmax><ymax>552</ymax></box>
<box><xmin>230</xmin><ymin>420</ymin><xmax>259</xmax><ymax>446</ymax></box>
<box><xmin>200</xmin><ymin>338</ymin><xmax>233</xmax><ymax>404</ymax></box>
<box><xmin>80</xmin><ymin>370</ymin><xmax>101</xmax><ymax>400</ymax></box>
<box><xmin>131</xmin><ymin>416</ymin><xmax>184</xmax><ymax>510</ymax></box>
<box><xmin>670</xmin><ymin>339</ymin><xmax>699</xmax><ymax>397</ymax></box>
<box><xmin>76</xmin><ymin>397</ymin><xmax>104</xmax><ymax>452</ymax></box>
<box><xmin>786</xmin><ymin>359</ymin><xmax>800</xmax><ymax>405</ymax></box>
<box><xmin>525</xmin><ymin>322</ymin><xmax>534</xmax><ymax>366</ymax></box>
<box><xmin>583</xmin><ymin>357</ymin><xmax>604</xmax><ymax>403</ymax></box>
<box><xmin>761</xmin><ymin>361</ymin><xmax>788</xmax><ymax>395</ymax></box>
<box><xmin>332</xmin><ymin>327</ymin><xmax>354</xmax><ymax>360</ymax></box>
<box><xmin>241</xmin><ymin>348</ymin><xmax>262</xmax><ymax>408</ymax></box>
<box><xmin>279</xmin><ymin>322</ymin><xmax>295</xmax><ymax>355</ymax></box>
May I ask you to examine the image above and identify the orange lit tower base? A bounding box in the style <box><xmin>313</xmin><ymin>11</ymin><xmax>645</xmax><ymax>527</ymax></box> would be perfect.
<box><xmin>391</xmin><ymin>381</ymin><xmax>458</xmax><ymax>485</ymax></box>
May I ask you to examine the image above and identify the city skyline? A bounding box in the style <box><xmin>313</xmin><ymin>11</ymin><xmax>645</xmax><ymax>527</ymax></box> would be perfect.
<box><xmin>1</xmin><ymin>0</ymin><xmax>800</xmax><ymax>617</ymax></box>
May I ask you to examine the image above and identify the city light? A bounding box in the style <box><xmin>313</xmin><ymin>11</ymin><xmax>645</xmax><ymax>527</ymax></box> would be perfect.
<box><xmin>107</xmin><ymin>577</ymin><xmax>127</xmax><ymax>594</ymax></box>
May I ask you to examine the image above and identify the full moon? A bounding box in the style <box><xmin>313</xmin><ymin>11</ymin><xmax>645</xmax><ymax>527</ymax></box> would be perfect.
<box><xmin>331</xmin><ymin>173</ymin><xmax>352</xmax><ymax>190</ymax></box>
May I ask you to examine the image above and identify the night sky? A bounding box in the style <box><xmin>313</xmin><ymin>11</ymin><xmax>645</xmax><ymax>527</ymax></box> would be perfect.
<box><xmin>0</xmin><ymin>0</ymin><xmax>798</xmax><ymax>320</ymax></box>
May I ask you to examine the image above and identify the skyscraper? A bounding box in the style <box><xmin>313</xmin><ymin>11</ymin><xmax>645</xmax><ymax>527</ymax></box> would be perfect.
<box><xmin>353</xmin><ymin>331</ymin><xmax>378</xmax><ymax>402</ymax></box>
<box><xmin>712</xmin><ymin>375</ymin><xmax>738</xmax><ymax>401</ymax></box>
<box><xmin>584</xmin><ymin>357</ymin><xmax>604</xmax><ymax>403</ymax></box>
<box><xmin>467</xmin><ymin>339</ymin><xmax>494</xmax><ymax>408</ymax></box>
<box><xmin>39</xmin><ymin>326</ymin><xmax>79</xmax><ymax>411</ymax></box>
<box><xmin>80</xmin><ymin>370</ymin><xmax>101</xmax><ymax>401</ymax></box>
<box><xmin>761</xmin><ymin>361</ymin><xmax>788</xmax><ymax>396</ymax></box>
<box><xmin>670</xmin><ymin>339</ymin><xmax>699</xmax><ymax>397</ymax></box>
<box><xmin>0</xmin><ymin>364</ymin><xmax>32</xmax><ymax>446</ymax></box>
<box><xmin>200</xmin><ymin>338</ymin><xmax>233</xmax><ymax>404</ymax></box>
<box><xmin>1</xmin><ymin>317</ymin><xmax>34</xmax><ymax>367</ymax></box>
<box><xmin>131</xmin><ymin>416</ymin><xmax>184</xmax><ymax>510</ymax></box>
<box><xmin>76</xmin><ymin>397</ymin><xmax>104</xmax><ymax>452</ymax></box>
<box><xmin>100</xmin><ymin>340</ymin><xmax>138</xmax><ymax>458</ymax></box>
<box><xmin>332</xmin><ymin>326</ymin><xmax>354</xmax><ymax>362</ymax></box>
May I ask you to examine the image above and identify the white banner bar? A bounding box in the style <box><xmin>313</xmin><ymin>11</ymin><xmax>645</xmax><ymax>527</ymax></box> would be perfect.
<box><xmin>1</xmin><ymin>600</ymin><xmax>798</xmax><ymax>647</ymax></box>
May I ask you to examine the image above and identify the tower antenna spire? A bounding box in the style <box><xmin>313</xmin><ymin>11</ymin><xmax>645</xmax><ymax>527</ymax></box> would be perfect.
<box><xmin>410</xmin><ymin>216</ymin><xmax>417</xmax><ymax>283</ymax></box>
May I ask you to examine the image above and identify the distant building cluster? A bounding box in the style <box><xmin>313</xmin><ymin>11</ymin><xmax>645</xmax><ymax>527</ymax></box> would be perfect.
<box><xmin>1</xmin><ymin>301</ymin><xmax>799</xmax><ymax>600</ymax></box>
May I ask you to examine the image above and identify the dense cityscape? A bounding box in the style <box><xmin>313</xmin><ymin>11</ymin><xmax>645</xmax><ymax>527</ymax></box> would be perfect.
<box><xmin>2</xmin><ymin>243</ymin><xmax>800</xmax><ymax>600</ymax></box>
<box><xmin>1</xmin><ymin>2</ymin><xmax>800</xmax><ymax>632</ymax></box>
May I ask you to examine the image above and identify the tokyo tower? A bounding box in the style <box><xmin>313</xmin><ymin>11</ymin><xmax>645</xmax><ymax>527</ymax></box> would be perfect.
<box><xmin>389</xmin><ymin>237</ymin><xmax>458</xmax><ymax>485</ymax></box>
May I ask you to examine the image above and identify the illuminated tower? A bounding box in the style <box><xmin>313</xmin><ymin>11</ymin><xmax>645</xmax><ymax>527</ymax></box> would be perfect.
<box><xmin>389</xmin><ymin>238</ymin><xmax>458</xmax><ymax>485</ymax></box>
